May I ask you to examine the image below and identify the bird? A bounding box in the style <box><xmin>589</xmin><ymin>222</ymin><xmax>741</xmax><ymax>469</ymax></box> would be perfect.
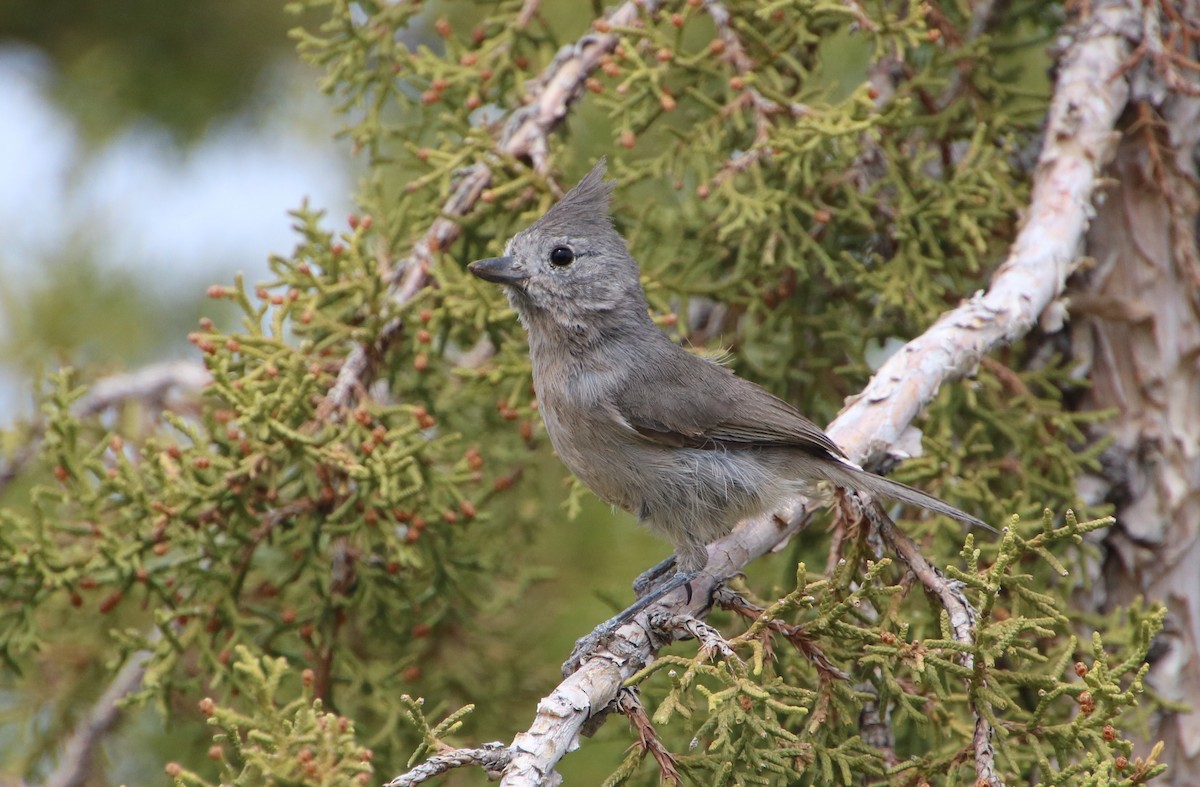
<box><xmin>468</xmin><ymin>159</ymin><xmax>986</xmax><ymax>667</ymax></box>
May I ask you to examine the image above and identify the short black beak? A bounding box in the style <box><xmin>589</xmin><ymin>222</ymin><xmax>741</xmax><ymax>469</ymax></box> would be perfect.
<box><xmin>468</xmin><ymin>256</ymin><xmax>528</xmax><ymax>285</ymax></box>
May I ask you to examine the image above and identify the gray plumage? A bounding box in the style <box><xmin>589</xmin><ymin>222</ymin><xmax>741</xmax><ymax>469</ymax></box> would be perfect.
<box><xmin>469</xmin><ymin>159</ymin><xmax>985</xmax><ymax>575</ymax></box>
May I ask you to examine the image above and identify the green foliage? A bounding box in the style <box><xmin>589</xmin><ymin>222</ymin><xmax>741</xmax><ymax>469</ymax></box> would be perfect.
<box><xmin>167</xmin><ymin>647</ymin><xmax>374</xmax><ymax>786</ymax></box>
<box><xmin>607</xmin><ymin>513</ymin><xmax>1163</xmax><ymax>785</ymax></box>
<box><xmin>0</xmin><ymin>0</ymin><xmax>1168</xmax><ymax>785</ymax></box>
<box><xmin>396</xmin><ymin>695</ymin><xmax>476</xmax><ymax>770</ymax></box>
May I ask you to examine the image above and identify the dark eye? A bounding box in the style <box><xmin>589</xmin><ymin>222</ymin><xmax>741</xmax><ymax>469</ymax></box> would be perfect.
<box><xmin>549</xmin><ymin>246</ymin><xmax>575</xmax><ymax>267</ymax></box>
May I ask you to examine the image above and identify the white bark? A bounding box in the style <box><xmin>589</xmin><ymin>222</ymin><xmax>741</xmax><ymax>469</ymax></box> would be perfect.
<box><xmin>1072</xmin><ymin>31</ymin><xmax>1200</xmax><ymax>780</ymax></box>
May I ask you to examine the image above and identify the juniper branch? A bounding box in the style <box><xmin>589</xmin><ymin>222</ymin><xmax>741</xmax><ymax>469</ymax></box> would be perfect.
<box><xmin>824</xmin><ymin>0</ymin><xmax>1138</xmax><ymax>467</ymax></box>
<box><xmin>0</xmin><ymin>360</ymin><xmax>210</xmax><ymax>497</ymax></box>
<box><xmin>867</xmin><ymin>502</ymin><xmax>996</xmax><ymax>786</ymax></box>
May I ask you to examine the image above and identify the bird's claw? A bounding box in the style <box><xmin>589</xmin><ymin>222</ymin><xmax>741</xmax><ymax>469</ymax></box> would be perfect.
<box><xmin>562</xmin><ymin>623</ymin><xmax>618</xmax><ymax>676</ymax></box>
<box><xmin>632</xmin><ymin>554</ymin><xmax>677</xmax><ymax>597</ymax></box>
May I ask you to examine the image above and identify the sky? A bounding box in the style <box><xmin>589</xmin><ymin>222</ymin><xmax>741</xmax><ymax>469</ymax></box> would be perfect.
<box><xmin>0</xmin><ymin>45</ymin><xmax>355</xmax><ymax>415</ymax></box>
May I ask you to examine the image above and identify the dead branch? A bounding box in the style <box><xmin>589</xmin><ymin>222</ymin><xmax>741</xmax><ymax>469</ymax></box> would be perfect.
<box><xmin>615</xmin><ymin>689</ymin><xmax>681</xmax><ymax>785</ymax></box>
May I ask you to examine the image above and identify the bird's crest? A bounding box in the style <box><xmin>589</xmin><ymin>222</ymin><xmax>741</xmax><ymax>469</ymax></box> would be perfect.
<box><xmin>530</xmin><ymin>158</ymin><xmax>614</xmax><ymax>236</ymax></box>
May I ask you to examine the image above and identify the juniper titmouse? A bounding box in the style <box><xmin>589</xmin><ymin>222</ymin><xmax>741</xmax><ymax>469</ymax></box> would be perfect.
<box><xmin>469</xmin><ymin>160</ymin><xmax>986</xmax><ymax>641</ymax></box>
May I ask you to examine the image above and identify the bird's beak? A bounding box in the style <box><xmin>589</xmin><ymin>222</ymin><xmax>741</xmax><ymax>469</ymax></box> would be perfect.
<box><xmin>468</xmin><ymin>256</ymin><xmax>529</xmax><ymax>285</ymax></box>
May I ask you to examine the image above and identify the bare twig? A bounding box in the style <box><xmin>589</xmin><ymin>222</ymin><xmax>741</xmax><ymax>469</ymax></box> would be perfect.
<box><xmin>515</xmin><ymin>0</ymin><xmax>541</xmax><ymax>28</ymax></box>
<box><xmin>495</xmin><ymin>2</ymin><xmax>1138</xmax><ymax>782</ymax></box>
<box><xmin>385</xmin><ymin>742</ymin><xmax>511</xmax><ymax>787</ymax></box>
<box><xmin>615</xmin><ymin>689</ymin><xmax>681</xmax><ymax>785</ymax></box>
<box><xmin>647</xmin><ymin>609</ymin><xmax>737</xmax><ymax>662</ymax></box>
<box><xmin>716</xmin><ymin>589</ymin><xmax>850</xmax><ymax>680</ymax></box>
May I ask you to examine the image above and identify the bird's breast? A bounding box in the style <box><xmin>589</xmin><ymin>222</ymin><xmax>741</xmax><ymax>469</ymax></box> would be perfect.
<box><xmin>532</xmin><ymin>364</ymin><xmax>646</xmax><ymax>514</ymax></box>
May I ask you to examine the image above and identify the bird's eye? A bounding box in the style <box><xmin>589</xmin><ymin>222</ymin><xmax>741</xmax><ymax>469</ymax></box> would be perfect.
<box><xmin>549</xmin><ymin>246</ymin><xmax>575</xmax><ymax>267</ymax></box>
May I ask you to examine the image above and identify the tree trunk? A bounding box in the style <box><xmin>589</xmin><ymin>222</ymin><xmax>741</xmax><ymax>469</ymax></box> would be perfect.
<box><xmin>1073</xmin><ymin>88</ymin><xmax>1200</xmax><ymax>780</ymax></box>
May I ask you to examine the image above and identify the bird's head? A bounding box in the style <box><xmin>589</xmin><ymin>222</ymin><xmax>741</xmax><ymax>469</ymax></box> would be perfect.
<box><xmin>469</xmin><ymin>158</ymin><xmax>649</xmax><ymax>334</ymax></box>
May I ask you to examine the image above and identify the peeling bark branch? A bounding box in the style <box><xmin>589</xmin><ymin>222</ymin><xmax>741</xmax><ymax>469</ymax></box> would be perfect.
<box><xmin>826</xmin><ymin>0</ymin><xmax>1136</xmax><ymax>464</ymax></box>
<box><xmin>491</xmin><ymin>2</ymin><xmax>1138</xmax><ymax>784</ymax></box>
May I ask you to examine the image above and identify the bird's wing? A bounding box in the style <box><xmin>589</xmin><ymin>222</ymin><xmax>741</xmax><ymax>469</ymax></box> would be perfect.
<box><xmin>612</xmin><ymin>349</ymin><xmax>848</xmax><ymax>460</ymax></box>
<box><xmin>611</xmin><ymin>344</ymin><xmax>993</xmax><ymax>532</ymax></box>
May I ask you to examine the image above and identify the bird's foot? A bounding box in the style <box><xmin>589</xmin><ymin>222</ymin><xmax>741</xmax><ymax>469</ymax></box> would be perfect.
<box><xmin>562</xmin><ymin>570</ymin><xmax>698</xmax><ymax>677</ymax></box>
<box><xmin>632</xmin><ymin>554</ymin><xmax>677</xmax><ymax>597</ymax></box>
<box><xmin>562</xmin><ymin>622</ymin><xmax>620</xmax><ymax>677</ymax></box>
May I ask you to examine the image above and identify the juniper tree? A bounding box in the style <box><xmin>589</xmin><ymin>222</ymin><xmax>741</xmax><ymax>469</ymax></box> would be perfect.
<box><xmin>1</xmin><ymin>0</ymin><xmax>1194</xmax><ymax>785</ymax></box>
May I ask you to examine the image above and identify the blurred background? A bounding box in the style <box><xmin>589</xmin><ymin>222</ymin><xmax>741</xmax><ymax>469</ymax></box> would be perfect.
<box><xmin>0</xmin><ymin>0</ymin><xmax>354</xmax><ymax>422</ymax></box>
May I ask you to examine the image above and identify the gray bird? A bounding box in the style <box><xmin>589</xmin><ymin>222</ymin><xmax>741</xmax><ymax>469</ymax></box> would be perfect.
<box><xmin>469</xmin><ymin>160</ymin><xmax>986</xmax><ymax>661</ymax></box>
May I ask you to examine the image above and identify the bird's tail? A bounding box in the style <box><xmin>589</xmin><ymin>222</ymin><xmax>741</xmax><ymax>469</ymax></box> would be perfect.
<box><xmin>815</xmin><ymin>461</ymin><xmax>993</xmax><ymax>533</ymax></box>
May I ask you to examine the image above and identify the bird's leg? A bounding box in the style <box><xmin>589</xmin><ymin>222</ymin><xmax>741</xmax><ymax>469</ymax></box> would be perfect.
<box><xmin>563</xmin><ymin>569</ymin><xmax>699</xmax><ymax>676</ymax></box>
<box><xmin>632</xmin><ymin>554</ymin><xmax>677</xmax><ymax>597</ymax></box>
